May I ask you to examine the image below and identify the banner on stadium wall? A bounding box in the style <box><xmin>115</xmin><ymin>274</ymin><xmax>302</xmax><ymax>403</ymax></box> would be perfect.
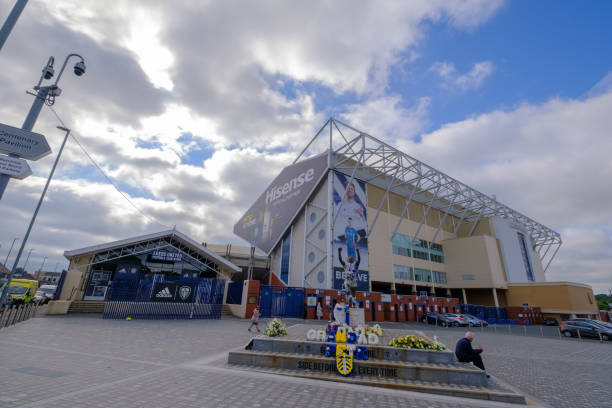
<box><xmin>233</xmin><ymin>153</ymin><xmax>328</xmax><ymax>254</ymax></box>
<box><xmin>331</xmin><ymin>172</ymin><xmax>370</xmax><ymax>291</ymax></box>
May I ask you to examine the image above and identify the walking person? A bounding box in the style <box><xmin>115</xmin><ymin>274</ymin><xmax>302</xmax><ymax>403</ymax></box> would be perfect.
<box><xmin>316</xmin><ymin>300</ymin><xmax>323</xmax><ymax>320</ymax></box>
<box><xmin>248</xmin><ymin>305</ymin><xmax>261</xmax><ymax>332</ymax></box>
<box><xmin>455</xmin><ymin>331</ymin><xmax>489</xmax><ymax>378</ymax></box>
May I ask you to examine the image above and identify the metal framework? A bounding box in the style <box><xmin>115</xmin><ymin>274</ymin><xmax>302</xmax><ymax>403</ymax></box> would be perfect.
<box><xmin>295</xmin><ymin>118</ymin><xmax>562</xmax><ymax>271</ymax></box>
<box><xmin>90</xmin><ymin>235</ymin><xmax>220</xmax><ymax>275</ymax></box>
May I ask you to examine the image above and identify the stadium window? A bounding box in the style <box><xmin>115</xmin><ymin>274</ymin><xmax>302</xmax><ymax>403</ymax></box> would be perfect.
<box><xmin>517</xmin><ymin>232</ymin><xmax>535</xmax><ymax>281</ymax></box>
<box><xmin>462</xmin><ymin>274</ymin><xmax>475</xmax><ymax>280</ymax></box>
<box><xmin>414</xmin><ymin>268</ymin><xmax>431</xmax><ymax>282</ymax></box>
<box><xmin>391</xmin><ymin>233</ymin><xmax>411</xmax><ymax>257</ymax></box>
<box><xmin>280</xmin><ymin>229</ymin><xmax>291</xmax><ymax>284</ymax></box>
<box><xmin>392</xmin><ymin>245</ymin><xmax>411</xmax><ymax>257</ymax></box>
<box><xmin>412</xmin><ymin>250</ymin><xmax>429</xmax><ymax>261</ymax></box>
<box><xmin>417</xmin><ymin>239</ymin><xmax>428</xmax><ymax>248</ymax></box>
<box><xmin>430</xmin><ymin>243</ymin><xmax>443</xmax><ymax>253</ymax></box>
<box><xmin>430</xmin><ymin>254</ymin><xmax>444</xmax><ymax>263</ymax></box>
<box><xmin>393</xmin><ymin>265</ymin><xmax>413</xmax><ymax>281</ymax></box>
<box><xmin>433</xmin><ymin>271</ymin><xmax>447</xmax><ymax>284</ymax></box>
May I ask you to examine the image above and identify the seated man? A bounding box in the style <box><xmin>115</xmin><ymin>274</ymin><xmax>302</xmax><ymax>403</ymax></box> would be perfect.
<box><xmin>455</xmin><ymin>331</ymin><xmax>489</xmax><ymax>378</ymax></box>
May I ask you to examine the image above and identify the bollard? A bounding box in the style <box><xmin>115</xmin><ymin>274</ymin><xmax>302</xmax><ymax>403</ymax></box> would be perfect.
<box><xmin>507</xmin><ymin>324</ymin><xmax>511</xmax><ymax>335</ymax></box>
<box><xmin>494</xmin><ymin>324</ymin><xmax>497</xmax><ymax>333</ymax></box>
<box><xmin>540</xmin><ymin>326</ymin><xmax>543</xmax><ymax>337</ymax></box>
<box><xmin>577</xmin><ymin>329</ymin><xmax>581</xmax><ymax>341</ymax></box>
<box><xmin>558</xmin><ymin>327</ymin><xmax>562</xmax><ymax>339</ymax></box>
<box><xmin>598</xmin><ymin>331</ymin><xmax>603</xmax><ymax>343</ymax></box>
<box><xmin>523</xmin><ymin>325</ymin><xmax>526</xmax><ymax>336</ymax></box>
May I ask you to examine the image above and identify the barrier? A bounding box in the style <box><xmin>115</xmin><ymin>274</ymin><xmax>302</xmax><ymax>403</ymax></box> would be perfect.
<box><xmin>103</xmin><ymin>302</ymin><xmax>222</xmax><ymax>319</ymax></box>
<box><xmin>103</xmin><ymin>278</ymin><xmax>225</xmax><ymax>319</ymax></box>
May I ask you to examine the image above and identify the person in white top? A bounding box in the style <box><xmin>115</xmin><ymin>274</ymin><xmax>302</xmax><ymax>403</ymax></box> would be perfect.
<box><xmin>335</xmin><ymin>181</ymin><xmax>366</xmax><ymax>233</ymax></box>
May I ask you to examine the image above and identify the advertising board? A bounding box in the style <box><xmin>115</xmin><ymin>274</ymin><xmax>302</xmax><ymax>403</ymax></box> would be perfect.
<box><xmin>234</xmin><ymin>153</ymin><xmax>328</xmax><ymax>254</ymax></box>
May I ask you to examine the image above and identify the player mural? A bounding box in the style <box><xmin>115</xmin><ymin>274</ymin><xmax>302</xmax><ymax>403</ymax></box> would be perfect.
<box><xmin>332</xmin><ymin>172</ymin><xmax>370</xmax><ymax>294</ymax></box>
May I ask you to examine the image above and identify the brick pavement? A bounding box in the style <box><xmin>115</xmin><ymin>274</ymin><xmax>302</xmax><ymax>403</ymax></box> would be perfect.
<box><xmin>0</xmin><ymin>315</ymin><xmax>609</xmax><ymax>407</ymax></box>
<box><xmin>388</xmin><ymin>321</ymin><xmax>612</xmax><ymax>408</ymax></box>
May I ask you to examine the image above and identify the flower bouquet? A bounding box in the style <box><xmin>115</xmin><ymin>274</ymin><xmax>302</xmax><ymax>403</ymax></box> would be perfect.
<box><xmin>388</xmin><ymin>334</ymin><xmax>446</xmax><ymax>351</ymax></box>
<box><xmin>263</xmin><ymin>318</ymin><xmax>288</xmax><ymax>337</ymax></box>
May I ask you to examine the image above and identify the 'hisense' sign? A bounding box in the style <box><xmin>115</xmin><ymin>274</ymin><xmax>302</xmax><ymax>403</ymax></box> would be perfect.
<box><xmin>234</xmin><ymin>153</ymin><xmax>328</xmax><ymax>254</ymax></box>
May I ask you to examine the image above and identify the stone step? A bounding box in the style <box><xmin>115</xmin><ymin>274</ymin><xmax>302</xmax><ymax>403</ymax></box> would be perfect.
<box><xmin>228</xmin><ymin>349</ymin><xmax>486</xmax><ymax>387</ymax></box>
<box><xmin>68</xmin><ymin>301</ymin><xmax>106</xmax><ymax>314</ymax></box>
<box><xmin>251</xmin><ymin>337</ymin><xmax>455</xmax><ymax>364</ymax></box>
<box><xmin>221</xmin><ymin>305</ymin><xmax>233</xmax><ymax>316</ymax></box>
<box><xmin>228</xmin><ymin>363</ymin><xmax>526</xmax><ymax>405</ymax></box>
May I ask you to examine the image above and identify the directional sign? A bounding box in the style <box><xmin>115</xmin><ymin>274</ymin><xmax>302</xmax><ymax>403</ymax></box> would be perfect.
<box><xmin>0</xmin><ymin>123</ymin><xmax>51</xmax><ymax>160</ymax></box>
<box><xmin>0</xmin><ymin>155</ymin><xmax>32</xmax><ymax>179</ymax></box>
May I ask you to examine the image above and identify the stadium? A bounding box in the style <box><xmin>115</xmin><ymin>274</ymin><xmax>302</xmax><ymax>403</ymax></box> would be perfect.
<box><xmin>234</xmin><ymin>118</ymin><xmax>599</xmax><ymax>322</ymax></box>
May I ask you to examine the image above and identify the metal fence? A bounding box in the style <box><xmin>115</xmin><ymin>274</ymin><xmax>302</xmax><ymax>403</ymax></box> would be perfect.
<box><xmin>103</xmin><ymin>302</ymin><xmax>222</xmax><ymax>320</ymax></box>
<box><xmin>103</xmin><ymin>278</ymin><xmax>225</xmax><ymax>320</ymax></box>
<box><xmin>0</xmin><ymin>303</ymin><xmax>39</xmax><ymax>329</ymax></box>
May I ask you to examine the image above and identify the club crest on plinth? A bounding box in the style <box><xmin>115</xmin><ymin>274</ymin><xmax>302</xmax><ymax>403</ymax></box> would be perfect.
<box><xmin>335</xmin><ymin>344</ymin><xmax>353</xmax><ymax>376</ymax></box>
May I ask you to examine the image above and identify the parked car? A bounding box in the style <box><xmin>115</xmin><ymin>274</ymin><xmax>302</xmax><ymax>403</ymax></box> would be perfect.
<box><xmin>34</xmin><ymin>285</ymin><xmax>56</xmax><ymax>304</ymax></box>
<box><xmin>460</xmin><ymin>313</ymin><xmax>489</xmax><ymax>327</ymax></box>
<box><xmin>561</xmin><ymin>320</ymin><xmax>612</xmax><ymax>341</ymax></box>
<box><xmin>543</xmin><ymin>317</ymin><xmax>559</xmax><ymax>326</ymax></box>
<box><xmin>33</xmin><ymin>289</ymin><xmax>53</xmax><ymax>305</ymax></box>
<box><xmin>444</xmin><ymin>313</ymin><xmax>469</xmax><ymax>327</ymax></box>
<box><xmin>422</xmin><ymin>312</ymin><xmax>454</xmax><ymax>327</ymax></box>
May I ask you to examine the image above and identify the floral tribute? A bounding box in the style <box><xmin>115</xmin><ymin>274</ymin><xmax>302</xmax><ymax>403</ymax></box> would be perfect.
<box><xmin>388</xmin><ymin>334</ymin><xmax>446</xmax><ymax>351</ymax></box>
<box><xmin>263</xmin><ymin>318</ymin><xmax>287</xmax><ymax>337</ymax></box>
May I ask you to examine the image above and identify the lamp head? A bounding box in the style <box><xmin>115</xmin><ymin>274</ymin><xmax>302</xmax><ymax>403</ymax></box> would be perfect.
<box><xmin>73</xmin><ymin>60</ymin><xmax>86</xmax><ymax>76</ymax></box>
<box><xmin>42</xmin><ymin>65</ymin><xmax>54</xmax><ymax>80</ymax></box>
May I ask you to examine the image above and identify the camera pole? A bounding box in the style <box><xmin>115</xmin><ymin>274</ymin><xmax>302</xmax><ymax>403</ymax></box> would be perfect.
<box><xmin>0</xmin><ymin>0</ymin><xmax>29</xmax><ymax>53</ymax></box>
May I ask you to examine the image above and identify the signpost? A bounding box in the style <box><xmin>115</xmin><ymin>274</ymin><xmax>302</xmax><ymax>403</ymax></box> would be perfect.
<box><xmin>0</xmin><ymin>122</ymin><xmax>51</xmax><ymax>199</ymax></box>
<box><xmin>0</xmin><ymin>155</ymin><xmax>31</xmax><ymax>179</ymax></box>
<box><xmin>0</xmin><ymin>122</ymin><xmax>51</xmax><ymax>160</ymax></box>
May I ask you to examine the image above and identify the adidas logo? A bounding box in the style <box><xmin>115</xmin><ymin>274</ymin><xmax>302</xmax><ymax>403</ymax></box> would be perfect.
<box><xmin>155</xmin><ymin>287</ymin><xmax>173</xmax><ymax>298</ymax></box>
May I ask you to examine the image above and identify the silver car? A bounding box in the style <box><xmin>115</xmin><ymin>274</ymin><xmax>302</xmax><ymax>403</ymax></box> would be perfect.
<box><xmin>460</xmin><ymin>313</ymin><xmax>488</xmax><ymax>327</ymax></box>
<box><xmin>444</xmin><ymin>313</ymin><xmax>469</xmax><ymax>327</ymax></box>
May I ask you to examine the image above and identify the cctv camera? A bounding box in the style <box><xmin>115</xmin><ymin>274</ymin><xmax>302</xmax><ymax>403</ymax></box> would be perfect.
<box><xmin>42</xmin><ymin>65</ymin><xmax>54</xmax><ymax>80</ymax></box>
<box><xmin>73</xmin><ymin>61</ymin><xmax>86</xmax><ymax>76</ymax></box>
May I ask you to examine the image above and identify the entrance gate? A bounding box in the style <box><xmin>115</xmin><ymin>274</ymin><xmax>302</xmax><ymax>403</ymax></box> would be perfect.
<box><xmin>103</xmin><ymin>277</ymin><xmax>225</xmax><ymax>319</ymax></box>
<box><xmin>259</xmin><ymin>285</ymin><xmax>304</xmax><ymax>318</ymax></box>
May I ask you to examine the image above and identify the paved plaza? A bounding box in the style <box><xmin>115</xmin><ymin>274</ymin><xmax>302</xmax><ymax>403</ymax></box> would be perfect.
<box><xmin>0</xmin><ymin>315</ymin><xmax>610</xmax><ymax>408</ymax></box>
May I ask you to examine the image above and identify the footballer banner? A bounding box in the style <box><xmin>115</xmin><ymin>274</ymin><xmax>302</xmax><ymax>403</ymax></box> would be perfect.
<box><xmin>332</xmin><ymin>171</ymin><xmax>370</xmax><ymax>291</ymax></box>
<box><xmin>233</xmin><ymin>153</ymin><xmax>328</xmax><ymax>254</ymax></box>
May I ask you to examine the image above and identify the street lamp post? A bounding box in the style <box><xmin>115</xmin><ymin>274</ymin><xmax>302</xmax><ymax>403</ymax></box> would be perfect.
<box><xmin>0</xmin><ymin>0</ymin><xmax>29</xmax><ymax>53</ymax></box>
<box><xmin>22</xmin><ymin>248</ymin><xmax>34</xmax><ymax>273</ymax></box>
<box><xmin>37</xmin><ymin>256</ymin><xmax>47</xmax><ymax>279</ymax></box>
<box><xmin>3</xmin><ymin>238</ymin><xmax>19</xmax><ymax>267</ymax></box>
<box><xmin>0</xmin><ymin>53</ymin><xmax>85</xmax><ymax>307</ymax></box>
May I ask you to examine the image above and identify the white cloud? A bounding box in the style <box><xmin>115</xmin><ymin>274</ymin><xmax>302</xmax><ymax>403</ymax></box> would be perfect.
<box><xmin>0</xmin><ymin>1</ymin><xmax>510</xmax><ymax>282</ymax></box>
<box><xmin>431</xmin><ymin>61</ymin><xmax>495</xmax><ymax>91</ymax></box>
<box><xmin>341</xmin><ymin>95</ymin><xmax>431</xmax><ymax>143</ymax></box>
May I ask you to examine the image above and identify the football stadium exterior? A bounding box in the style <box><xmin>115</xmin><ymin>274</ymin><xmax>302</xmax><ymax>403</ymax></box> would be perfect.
<box><xmin>235</xmin><ymin>118</ymin><xmax>599</xmax><ymax>321</ymax></box>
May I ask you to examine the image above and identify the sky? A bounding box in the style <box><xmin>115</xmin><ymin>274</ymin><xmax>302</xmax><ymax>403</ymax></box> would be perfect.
<box><xmin>0</xmin><ymin>0</ymin><xmax>611</xmax><ymax>294</ymax></box>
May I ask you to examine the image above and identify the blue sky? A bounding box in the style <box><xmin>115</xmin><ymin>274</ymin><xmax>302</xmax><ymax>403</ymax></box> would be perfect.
<box><xmin>297</xmin><ymin>1</ymin><xmax>612</xmax><ymax>134</ymax></box>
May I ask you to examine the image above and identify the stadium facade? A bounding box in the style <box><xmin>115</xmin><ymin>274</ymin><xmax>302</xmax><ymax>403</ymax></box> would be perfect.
<box><xmin>235</xmin><ymin>118</ymin><xmax>598</xmax><ymax>321</ymax></box>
